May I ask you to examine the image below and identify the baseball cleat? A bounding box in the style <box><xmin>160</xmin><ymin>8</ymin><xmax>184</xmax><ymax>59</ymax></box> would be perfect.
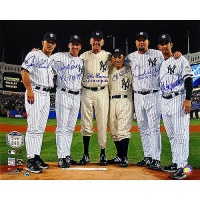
<box><xmin>107</xmin><ymin>155</ymin><xmax>121</xmax><ymax>164</ymax></box>
<box><xmin>100</xmin><ymin>154</ymin><xmax>107</xmax><ymax>166</ymax></box>
<box><xmin>58</xmin><ymin>158</ymin><xmax>70</xmax><ymax>168</ymax></box>
<box><xmin>171</xmin><ymin>168</ymin><xmax>187</xmax><ymax>180</ymax></box>
<box><xmin>162</xmin><ymin>163</ymin><xmax>177</xmax><ymax>172</ymax></box>
<box><xmin>66</xmin><ymin>156</ymin><xmax>78</xmax><ymax>165</ymax></box>
<box><xmin>137</xmin><ymin>157</ymin><xmax>152</xmax><ymax>167</ymax></box>
<box><xmin>79</xmin><ymin>154</ymin><xmax>90</xmax><ymax>165</ymax></box>
<box><xmin>119</xmin><ymin>157</ymin><xmax>128</xmax><ymax>168</ymax></box>
<box><xmin>35</xmin><ymin>155</ymin><xmax>49</xmax><ymax>169</ymax></box>
<box><xmin>148</xmin><ymin>159</ymin><xmax>162</xmax><ymax>170</ymax></box>
<box><xmin>26</xmin><ymin>158</ymin><xmax>43</xmax><ymax>173</ymax></box>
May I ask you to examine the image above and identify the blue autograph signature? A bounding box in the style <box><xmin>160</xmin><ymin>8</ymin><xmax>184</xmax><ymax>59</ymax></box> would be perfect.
<box><xmin>53</xmin><ymin>60</ymin><xmax>82</xmax><ymax>71</ymax></box>
<box><xmin>160</xmin><ymin>75</ymin><xmax>183</xmax><ymax>94</ymax></box>
<box><xmin>133</xmin><ymin>67</ymin><xmax>160</xmax><ymax>79</ymax></box>
<box><xmin>24</xmin><ymin>55</ymin><xmax>49</xmax><ymax>68</ymax></box>
<box><xmin>112</xmin><ymin>68</ymin><xmax>130</xmax><ymax>81</ymax></box>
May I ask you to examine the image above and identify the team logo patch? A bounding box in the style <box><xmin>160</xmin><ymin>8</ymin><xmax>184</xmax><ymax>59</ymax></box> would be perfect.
<box><xmin>8</xmin><ymin>150</ymin><xmax>16</xmax><ymax>155</ymax></box>
<box><xmin>148</xmin><ymin>58</ymin><xmax>157</xmax><ymax>67</ymax></box>
<box><xmin>16</xmin><ymin>158</ymin><xmax>23</xmax><ymax>166</ymax></box>
<box><xmin>162</xmin><ymin>34</ymin><xmax>167</xmax><ymax>39</ymax></box>
<box><xmin>183</xmin><ymin>165</ymin><xmax>193</xmax><ymax>175</ymax></box>
<box><xmin>168</xmin><ymin>64</ymin><xmax>176</xmax><ymax>74</ymax></box>
<box><xmin>50</xmin><ymin>34</ymin><xmax>54</xmax><ymax>38</ymax></box>
<box><xmin>99</xmin><ymin>61</ymin><xmax>107</xmax><ymax>72</ymax></box>
<box><xmin>121</xmin><ymin>78</ymin><xmax>130</xmax><ymax>90</ymax></box>
<box><xmin>185</xmin><ymin>65</ymin><xmax>192</xmax><ymax>72</ymax></box>
<box><xmin>6</xmin><ymin>131</ymin><xmax>24</xmax><ymax>148</ymax></box>
<box><xmin>8</xmin><ymin>157</ymin><xmax>15</xmax><ymax>166</ymax></box>
<box><xmin>7</xmin><ymin>167</ymin><xmax>23</xmax><ymax>174</ymax></box>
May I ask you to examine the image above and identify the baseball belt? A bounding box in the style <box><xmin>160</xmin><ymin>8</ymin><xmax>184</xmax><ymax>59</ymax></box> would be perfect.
<box><xmin>110</xmin><ymin>95</ymin><xmax>128</xmax><ymax>99</ymax></box>
<box><xmin>162</xmin><ymin>92</ymin><xmax>179</xmax><ymax>99</ymax></box>
<box><xmin>61</xmin><ymin>88</ymin><xmax>80</xmax><ymax>95</ymax></box>
<box><xmin>34</xmin><ymin>86</ymin><xmax>51</xmax><ymax>92</ymax></box>
<box><xmin>134</xmin><ymin>90</ymin><xmax>158</xmax><ymax>95</ymax></box>
<box><xmin>83</xmin><ymin>86</ymin><xmax>105</xmax><ymax>91</ymax></box>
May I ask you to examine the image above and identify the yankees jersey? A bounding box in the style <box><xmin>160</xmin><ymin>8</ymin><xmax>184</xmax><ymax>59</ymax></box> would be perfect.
<box><xmin>80</xmin><ymin>50</ymin><xmax>111</xmax><ymax>87</ymax></box>
<box><xmin>109</xmin><ymin>65</ymin><xmax>133</xmax><ymax>96</ymax></box>
<box><xmin>125</xmin><ymin>49</ymin><xmax>164</xmax><ymax>91</ymax></box>
<box><xmin>49</xmin><ymin>52</ymin><xmax>83</xmax><ymax>91</ymax></box>
<box><xmin>21</xmin><ymin>50</ymin><xmax>54</xmax><ymax>88</ymax></box>
<box><xmin>160</xmin><ymin>56</ymin><xmax>194</xmax><ymax>96</ymax></box>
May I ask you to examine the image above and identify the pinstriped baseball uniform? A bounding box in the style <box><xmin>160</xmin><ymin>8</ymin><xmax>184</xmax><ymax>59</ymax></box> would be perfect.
<box><xmin>108</xmin><ymin>65</ymin><xmax>133</xmax><ymax>141</ymax></box>
<box><xmin>125</xmin><ymin>49</ymin><xmax>164</xmax><ymax>160</ymax></box>
<box><xmin>160</xmin><ymin>56</ymin><xmax>193</xmax><ymax>168</ymax></box>
<box><xmin>22</xmin><ymin>50</ymin><xmax>54</xmax><ymax>159</ymax></box>
<box><xmin>49</xmin><ymin>52</ymin><xmax>83</xmax><ymax>159</ymax></box>
<box><xmin>80</xmin><ymin>50</ymin><xmax>111</xmax><ymax>149</ymax></box>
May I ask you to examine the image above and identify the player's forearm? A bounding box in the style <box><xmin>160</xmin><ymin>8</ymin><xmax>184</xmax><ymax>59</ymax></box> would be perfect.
<box><xmin>184</xmin><ymin>77</ymin><xmax>193</xmax><ymax>100</ymax></box>
<box><xmin>21</xmin><ymin>69</ymin><xmax>32</xmax><ymax>90</ymax></box>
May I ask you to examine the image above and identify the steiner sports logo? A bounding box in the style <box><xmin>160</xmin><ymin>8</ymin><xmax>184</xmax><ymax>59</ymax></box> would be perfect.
<box><xmin>6</xmin><ymin>131</ymin><xmax>24</xmax><ymax>148</ymax></box>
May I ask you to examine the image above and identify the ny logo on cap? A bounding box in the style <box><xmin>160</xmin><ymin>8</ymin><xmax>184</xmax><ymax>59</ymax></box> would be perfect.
<box><xmin>162</xmin><ymin>35</ymin><xmax>167</xmax><ymax>39</ymax></box>
<box><xmin>115</xmin><ymin>49</ymin><xmax>120</xmax><ymax>52</ymax></box>
<box><xmin>50</xmin><ymin>34</ymin><xmax>54</xmax><ymax>38</ymax></box>
<box><xmin>140</xmin><ymin>32</ymin><xmax>144</xmax><ymax>35</ymax></box>
<box><xmin>96</xmin><ymin>32</ymin><xmax>100</xmax><ymax>35</ymax></box>
<box><xmin>74</xmin><ymin>35</ymin><xmax>79</xmax><ymax>39</ymax></box>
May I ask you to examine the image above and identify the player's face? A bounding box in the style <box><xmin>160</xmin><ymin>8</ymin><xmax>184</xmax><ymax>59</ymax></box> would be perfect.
<box><xmin>135</xmin><ymin>36</ymin><xmax>149</xmax><ymax>53</ymax></box>
<box><xmin>42</xmin><ymin>40</ymin><xmax>56</xmax><ymax>56</ymax></box>
<box><xmin>90</xmin><ymin>38</ymin><xmax>104</xmax><ymax>53</ymax></box>
<box><xmin>68</xmin><ymin>41</ymin><xmax>82</xmax><ymax>57</ymax></box>
<box><xmin>111</xmin><ymin>54</ymin><xmax>124</xmax><ymax>70</ymax></box>
<box><xmin>158</xmin><ymin>41</ymin><xmax>173</xmax><ymax>56</ymax></box>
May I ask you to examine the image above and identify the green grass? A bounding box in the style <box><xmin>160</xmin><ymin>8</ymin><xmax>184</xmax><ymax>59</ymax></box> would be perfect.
<box><xmin>0</xmin><ymin>117</ymin><xmax>200</xmax><ymax>168</ymax></box>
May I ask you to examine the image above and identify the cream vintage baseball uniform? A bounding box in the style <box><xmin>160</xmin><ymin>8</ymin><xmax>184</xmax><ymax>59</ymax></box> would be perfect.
<box><xmin>108</xmin><ymin>65</ymin><xmax>133</xmax><ymax>141</ymax></box>
<box><xmin>80</xmin><ymin>50</ymin><xmax>111</xmax><ymax>149</ymax></box>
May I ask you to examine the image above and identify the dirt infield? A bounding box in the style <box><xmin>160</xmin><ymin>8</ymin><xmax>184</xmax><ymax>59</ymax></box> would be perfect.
<box><xmin>1</xmin><ymin>162</ymin><xmax>200</xmax><ymax>180</ymax></box>
<box><xmin>0</xmin><ymin>124</ymin><xmax>200</xmax><ymax>133</ymax></box>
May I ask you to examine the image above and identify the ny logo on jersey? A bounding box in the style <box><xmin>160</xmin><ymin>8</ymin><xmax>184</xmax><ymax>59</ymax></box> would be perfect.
<box><xmin>78</xmin><ymin>66</ymin><xmax>83</xmax><ymax>74</ymax></box>
<box><xmin>168</xmin><ymin>65</ymin><xmax>176</xmax><ymax>74</ymax></box>
<box><xmin>148</xmin><ymin>58</ymin><xmax>157</xmax><ymax>67</ymax></box>
<box><xmin>99</xmin><ymin>61</ymin><xmax>107</xmax><ymax>72</ymax></box>
<box><xmin>121</xmin><ymin>78</ymin><xmax>130</xmax><ymax>90</ymax></box>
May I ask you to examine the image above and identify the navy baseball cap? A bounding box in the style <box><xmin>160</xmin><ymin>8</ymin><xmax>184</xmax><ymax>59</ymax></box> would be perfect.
<box><xmin>91</xmin><ymin>30</ymin><xmax>103</xmax><ymax>39</ymax></box>
<box><xmin>69</xmin><ymin>35</ymin><xmax>82</xmax><ymax>44</ymax></box>
<box><xmin>136</xmin><ymin>32</ymin><xmax>148</xmax><ymax>40</ymax></box>
<box><xmin>44</xmin><ymin>32</ymin><xmax>57</xmax><ymax>42</ymax></box>
<box><xmin>158</xmin><ymin>33</ymin><xmax>171</xmax><ymax>44</ymax></box>
<box><xmin>112</xmin><ymin>48</ymin><xmax>124</xmax><ymax>56</ymax></box>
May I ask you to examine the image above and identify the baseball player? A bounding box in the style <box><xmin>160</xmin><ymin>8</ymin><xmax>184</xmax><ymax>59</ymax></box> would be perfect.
<box><xmin>49</xmin><ymin>35</ymin><xmax>83</xmax><ymax>168</ymax></box>
<box><xmin>78</xmin><ymin>30</ymin><xmax>111</xmax><ymax>166</ymax></box>
<box><xmin>107</xmin><ymin>48</ymin><xmax>133</xmax><ymax>167</ymax></box>
<box><xmin>125</xmin><ymin>32</ymin><xmax>182</xmax><ymax>170</ymax></box>
<box><xmin>158</xmin><ymin>33</ymin><xmax>193</xmax><ymax>180</ymax></box>
<box><xmin>21</xmin><ymin>32</ymin><xmax>57</xmax><ymax>173</ymax></box>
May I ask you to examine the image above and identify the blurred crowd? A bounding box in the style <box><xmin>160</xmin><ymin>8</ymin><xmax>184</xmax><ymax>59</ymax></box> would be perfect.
<box><xmin>190</xmin><ymin>89</ymin><xmax>200</xmax><ymax>119</ymax></box>
<box><xmin>0</xmin><ymin>92</ymin><xmax>56</xmax><ymax>117</ymax></box>
<box><xmin>0</xmin><ymin>90</ymin><xmax>199</xmax><ymax>118</ymax></box>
